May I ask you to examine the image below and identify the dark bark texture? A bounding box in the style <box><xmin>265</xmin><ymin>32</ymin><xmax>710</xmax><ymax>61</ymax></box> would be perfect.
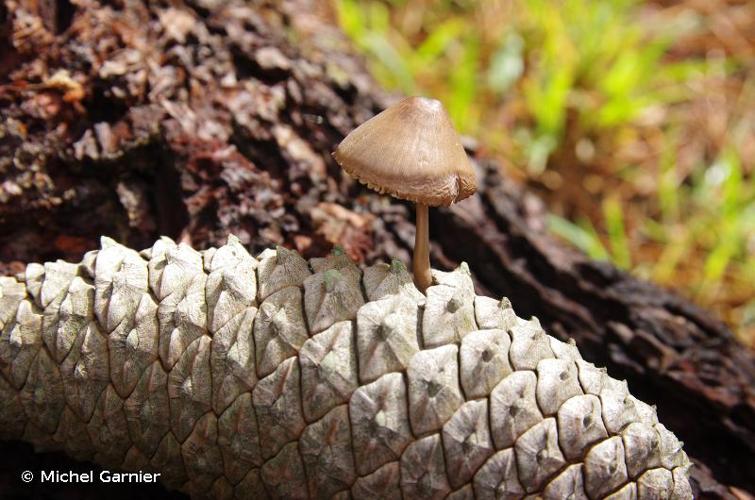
<box><xmin>1</xmin><ymin>0</ymin><xmax>753</xmax><ymax>498</ymax></box>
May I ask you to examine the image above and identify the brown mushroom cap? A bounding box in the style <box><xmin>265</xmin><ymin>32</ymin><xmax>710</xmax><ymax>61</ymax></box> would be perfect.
<box><xmin>333</xmin><ymin>96</ymin><xmax>477</xmax><ymax>207</ymax></box>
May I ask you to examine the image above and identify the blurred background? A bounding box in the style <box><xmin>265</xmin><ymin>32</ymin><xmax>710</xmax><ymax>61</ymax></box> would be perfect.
<box><xmin>332</xmin><ymin>0</ymin><xmax>754</xmax><ymax>346</ymax></box>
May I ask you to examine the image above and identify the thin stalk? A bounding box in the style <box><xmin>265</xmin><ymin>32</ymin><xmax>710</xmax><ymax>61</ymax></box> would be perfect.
<box><xmin>413</xmin><ymin>203</ymin><xmax>432</xmax><ymax>293</ymax></box>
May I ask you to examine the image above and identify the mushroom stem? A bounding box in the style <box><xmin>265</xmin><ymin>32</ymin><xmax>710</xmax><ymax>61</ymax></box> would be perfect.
<box><xmin>413</xmin><ymin>203</ymin><xmax>432</xmax><ymax>293</ymax></box>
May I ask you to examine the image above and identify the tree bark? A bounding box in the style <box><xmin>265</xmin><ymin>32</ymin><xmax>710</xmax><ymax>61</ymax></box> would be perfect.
<box><xmin>0</xmin><ymin>0</ymin><xmax>752</xmax><ymax>498</ymax></box>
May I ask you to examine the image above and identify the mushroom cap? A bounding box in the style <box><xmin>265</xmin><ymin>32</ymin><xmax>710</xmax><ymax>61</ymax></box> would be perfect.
<box><xmin>333</xmin><ymin>96</ymin><xmax>477</xmax><ymax>207</ymax></box>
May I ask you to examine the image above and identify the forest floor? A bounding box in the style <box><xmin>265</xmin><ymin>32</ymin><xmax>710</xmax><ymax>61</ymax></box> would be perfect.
<box><xmin>333</xmin><ymin>0</ymin><xmax>755</xmax><ymax>347</ymax></box>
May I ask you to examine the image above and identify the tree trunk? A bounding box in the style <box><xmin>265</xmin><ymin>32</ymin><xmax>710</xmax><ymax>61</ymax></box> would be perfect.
<box><xmin>0</xmin><ymin>0</ymin><xmax>752</xmax><ymax>498</ymax></box>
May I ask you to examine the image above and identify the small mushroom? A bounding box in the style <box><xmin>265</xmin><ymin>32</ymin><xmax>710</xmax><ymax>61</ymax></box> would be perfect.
<box><xmin>333</xmin><ymin>96</ymin><xmax>477</xmax><ymax>293</ymax></box>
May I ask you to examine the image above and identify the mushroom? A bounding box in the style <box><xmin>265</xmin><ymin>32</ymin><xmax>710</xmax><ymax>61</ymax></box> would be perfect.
<box><xmin>333</xmin><ymin>96</ymin><xmax>477</xmax><ymax>293</ymax></box>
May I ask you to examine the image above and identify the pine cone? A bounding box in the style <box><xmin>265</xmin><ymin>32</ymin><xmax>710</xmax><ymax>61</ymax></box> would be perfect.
<box><xmin>0</xmin><ymin>236</ymin><xmax>692</xmax><ymax>499</ymax></box>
